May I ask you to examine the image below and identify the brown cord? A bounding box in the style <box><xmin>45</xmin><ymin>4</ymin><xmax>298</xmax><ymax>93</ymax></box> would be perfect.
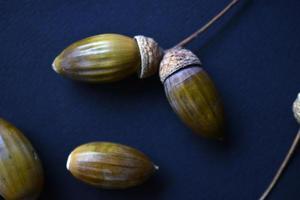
<box><xmin>259</xmin><ymin>129</ymin><xmax>300</xmax><ymax>200</ymax></box>
<box><xmin>175</xmin><ymin>0</ymin><xmax>239</xmax><ymax>48</ymax></box>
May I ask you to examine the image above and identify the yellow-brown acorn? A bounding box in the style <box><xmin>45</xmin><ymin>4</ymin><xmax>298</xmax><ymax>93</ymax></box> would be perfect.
<box><xmin>159</xmin><ymin>48</ymin><xmax>224</xmax><ymax>139</ymax></box>
<box><xmin>67</xmin><ymin>142</ymin><xmax>157</xmax><ymax>189</ymax></box>
<box><xmin>0</xmin><ymin>118</ymin><xmax>44</xmax><ymax>200</ymax></box>
<box><xmin>52</xmin><ymin>34</ymin><xmax>163</xmax><ymax>82</ymax></box>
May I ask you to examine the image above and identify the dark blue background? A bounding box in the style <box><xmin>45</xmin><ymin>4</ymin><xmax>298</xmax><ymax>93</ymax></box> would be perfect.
<box><xmin>0</xmin><ymin>0</ymin><xmax>300</xmax><ymax>199</ymax></box>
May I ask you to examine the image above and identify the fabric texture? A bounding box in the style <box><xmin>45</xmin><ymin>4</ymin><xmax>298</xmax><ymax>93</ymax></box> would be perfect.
<box><xmin>0</xmin><ymin>0</ymin><xmax>299</xmax><ymax>199</ymax></box>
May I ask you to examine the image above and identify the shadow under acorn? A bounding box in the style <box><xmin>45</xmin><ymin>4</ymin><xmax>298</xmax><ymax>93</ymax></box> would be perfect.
<box><xmin>69</xmin><ymin>73</ymin><xmax>162</xmax><ymax>99</ymax></box>
<box><xmin>184</xmin><ymin>0</ymin><xmax>254</xmax><ymax>153</ymax></box>
<box><xmin>93</xmin><ymin>171</ymin><xmax>169</xmax><ymax>200</ymax></box>
<box><xmin>38</xmin><ymin>173</ymin><xmax>168</xmax><ymax>200</ymax></box>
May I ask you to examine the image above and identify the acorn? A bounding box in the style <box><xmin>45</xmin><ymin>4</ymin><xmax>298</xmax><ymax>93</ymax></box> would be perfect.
<box><xmin>159</xmin><ymin>48</ymin><xmax>224</xmax><ymax>139</ymax></box>
<box><xmin>66</xmin><ymin>142</ymin><xmax>157</xmax><ymax>189</ymax></box>
<box><xmin>156</xmin><ymin>0</ymin><xmax>240</xmax><ymax>139</ymax></box>
<box><xmin>52</xmin><ymin>34</ymin><xmax>163</xmax><ymax>82</ymax></box>
<box><xmin>0</xmin><ymin>118</ymin><xmax>44</xmax><ymax>200</ymax></box>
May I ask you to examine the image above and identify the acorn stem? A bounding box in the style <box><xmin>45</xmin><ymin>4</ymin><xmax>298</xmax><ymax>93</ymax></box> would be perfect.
<box><xmin>259</xmin><ymin>129</ymin><xmax>300</xmax><ymax>200</ymax></box>
<box><xmin>174</xmin><ymin>0</ymin><xmax>239</xmax><ymax>48</ymax></box>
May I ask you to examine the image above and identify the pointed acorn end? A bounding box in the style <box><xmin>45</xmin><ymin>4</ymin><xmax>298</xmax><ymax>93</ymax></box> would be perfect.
<box><xmin>293</xmin><ymin>93</ymin><xmax>300</xmax><ymax>124</ymax></box>
<box><xmin>52</xmin><ymin>56</ymin><xmax>63</xmax><ymax>74</ymax></box>
<box><xmin>66</xmin><ymin>153</ymin><xmax>72</xmax><ymax>171</ymax></box>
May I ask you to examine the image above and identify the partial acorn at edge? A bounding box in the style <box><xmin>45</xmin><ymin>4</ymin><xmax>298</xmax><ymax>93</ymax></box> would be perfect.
<box><xmin>0</xmin><ymin>118</ymin><xmax>44</xmax><ymax>200</ymax></box>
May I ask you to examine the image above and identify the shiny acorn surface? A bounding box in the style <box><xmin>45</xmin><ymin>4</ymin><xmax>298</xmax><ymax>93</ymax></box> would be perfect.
<box><xmin>164</xmin><ymin>66</ymin><xmax>224</xmax><ymax>139</ymax></box>
<box><xmin>67</xmin><ymin>142</ymin><xmax>157</xmax><ymax>189</ymax></box>
<box><xmin>0</xmin><ymin>119</ymin><xmax>44</xmax><ymax>200</ymax></box>
<box><xmin>53</xmin><ymin>34</ymin><xmax>141</xmax><ymax>82</ymax></box>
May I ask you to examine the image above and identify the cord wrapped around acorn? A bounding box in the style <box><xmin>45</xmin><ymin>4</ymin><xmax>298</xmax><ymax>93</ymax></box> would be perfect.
<box><xmin>52</xmin><ymin>0</ymin><xmax>239</xmax><ymax>140</ymax></box>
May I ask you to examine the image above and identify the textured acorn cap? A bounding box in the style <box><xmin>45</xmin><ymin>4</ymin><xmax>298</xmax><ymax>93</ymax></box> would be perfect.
<box><xmin>134</xmin><ymin>35</ymin><xmax>163</xmax><ymax>79</ymax></box>
<box><xmin>293</xmin><ymin>93</ymin><xmax>300</xmax><ymax>124</ymax></box>
<box><xmin>159</xmin><ymin>48</ymin><xmax>202</xmax><ymax>82</ymax></box>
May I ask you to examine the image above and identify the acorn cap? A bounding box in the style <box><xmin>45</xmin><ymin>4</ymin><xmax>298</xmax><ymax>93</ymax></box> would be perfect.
<box><xmin>134</xmin><ymin>35</ymin><xmax>163</xmax><ymax>79</ymax></box>
<box><xmin>293</xmin><ymin>93</ymin><xmax>300</xmax><ymax>124</ymax></box>
<box><xmin>159</xmin><ymin>48</ymin><xmax>202</xmax><ymax>82</ymax></box>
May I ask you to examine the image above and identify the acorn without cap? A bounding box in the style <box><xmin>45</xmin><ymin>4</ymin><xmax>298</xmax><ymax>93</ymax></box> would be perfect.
<box><xmin>52</xmin><ymin>34</ymin><xmax>163</xmax><ymax>82</ymax></box>
<box><xmin>67</xmin><ymin>142</ymin><xmax>157</xmax><ymax>189</ymax></box>
<box><xmin>159</xmin><ymin>48</ymin><xmax>224</xmax><ymax>139</ymax></box>
<box><xmin>0</xmin><ymin>118</ymin><xmax>44</xmax><ymax>200</ymax></box>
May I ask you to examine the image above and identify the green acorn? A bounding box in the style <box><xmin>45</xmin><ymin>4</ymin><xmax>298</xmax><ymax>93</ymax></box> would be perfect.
<box><xmin>0</xmin><ymin>118</ymin><xmax>44</xmax><ymax>200</ymax></box>
<box><xmin>52</xmin><ymin>34</ymin><xmax>163</xmax><ymax>82</ymax></box>
<box><xmin>159</xmin><ymin>48</ymin><xmax>224</xmax><ymax>139</ymax></box>
<box><xmin>67</xmin><ymin>142</ymin><xmax>157</xmax><ymax>189</ymax></box>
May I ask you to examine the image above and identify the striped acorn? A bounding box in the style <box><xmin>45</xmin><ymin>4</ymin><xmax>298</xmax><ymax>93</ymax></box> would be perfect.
<box><xmin>0</xmin><ymin>118</ymin><xmax>44</xmax><ymax>200</ymax></box>
<box><xmin>66</xmin><ymin>142</ymin><xmax>157</xmax><ymax>189</ymax></box>
<box><xmin>52</xmin><ymin>34</ymin><xmax>163</xmax><ymax>82</ymax></box>
<box><xmin>159</xmin><ymin>48</ymin><xmax>225</xmax><ymax>139</ymax></box>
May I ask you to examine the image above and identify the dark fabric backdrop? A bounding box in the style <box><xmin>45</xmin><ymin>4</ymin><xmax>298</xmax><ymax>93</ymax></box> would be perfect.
<box><xmin>0</xmin><ymin>0</ymin><xmax>300</xmax><ymax>199</ymax></box>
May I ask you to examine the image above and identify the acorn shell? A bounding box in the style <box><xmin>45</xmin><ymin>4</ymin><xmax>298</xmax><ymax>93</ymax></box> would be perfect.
<box><xmin>67</xmin><ymin>142</ymin><xmax>157</xmax><ymax>189</ymax></box>
<box><xmin>293</xmin><ymin>93</ymin><xmax>300</xmax><ymax>124</ymax></box>
<box><xmin>0</xmin><ymin>118</ymin><xmax>44</xmax><ymax>200</ymax></box>
<box><xmin>53</xmin><ymin>34</ymin><xmax>140</xmax><ymax>82</ymax></box>
<box><xmin>53</xmin><ymin>34</ymin><xmax>162</xmax><ymax>82</ymax></box>
<box><xmin>160</xmin><ymin>48</ymin><xmax>224</xmax><ymax>139</ymax></box>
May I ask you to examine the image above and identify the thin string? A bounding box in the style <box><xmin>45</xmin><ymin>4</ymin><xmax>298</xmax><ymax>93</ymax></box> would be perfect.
<box><xmin>175</xmin><ymin>0</ymin><xmax>239</xmax><ymax>48</ymax></box>
<box><xmin>259</xmin><ymin>129</ymin><xmax>300</xmax><ymax>200</ymax></box>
